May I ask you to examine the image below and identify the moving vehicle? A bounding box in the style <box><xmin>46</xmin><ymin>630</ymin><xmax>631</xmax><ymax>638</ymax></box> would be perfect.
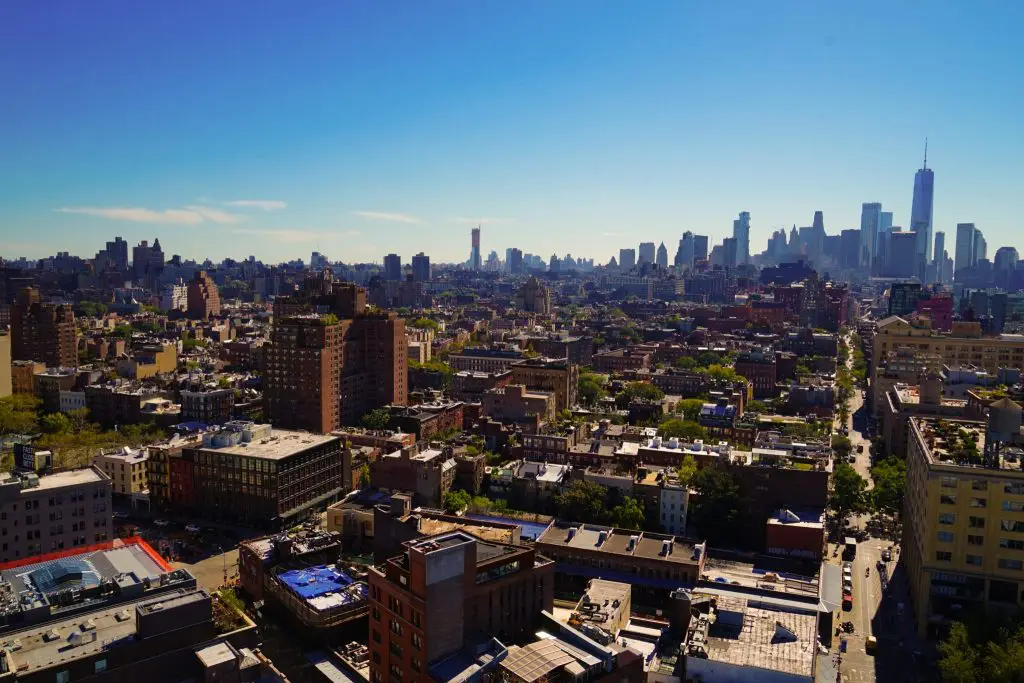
<box><xmin>154</xmin><ymin>519</ymin><xmax>172</xmax><ymax>527</ymax></box>
<box><xmin>882</xmin><ymin>548</ymin><xmax>893</xmax><ymax>562</ymax></box>
<box><xmin>843</xmin><ymin>537</ymin><xmax>857</xmax><ymax>560</ymax></box>
<box><xmin>866</xmin><ymin>635</ymin><xmax>877</xmax><ymax>654</ymax></box>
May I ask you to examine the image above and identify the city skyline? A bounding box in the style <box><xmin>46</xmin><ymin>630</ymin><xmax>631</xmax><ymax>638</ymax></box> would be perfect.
<box><xmin>2</xmin><ymin>2</ymin><xmax>1022</xmax><ymax>263</ymax></box>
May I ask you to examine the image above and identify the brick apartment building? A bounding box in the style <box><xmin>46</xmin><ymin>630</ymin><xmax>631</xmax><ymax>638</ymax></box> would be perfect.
<box><xmin>0</xmin><ymin>466</ymin><xmax>112</xmax><ymax>565</ymax></box>
<box><xmin>509</xmin><ymin>357</ymin><xmax>578</xmax><ymax>413</ymax></box>
<box><xmin>270</xmin><ymin>276</ymin><xmax>408</xmax><ymax>427</ymax></box>
<box><xmin>180</xmin><ymin>387</ymin><xmax>234</xmax><ymax>424</ymax></box>
<box><xmin>735</xmin><ymin>348</ymin><xmax>778</xmax><ymax>398</ymax></box>
<box><xmin>368</xmin><ymin>531</ymin><xmax>554</xmax><ymax>683</ymax></box>
<box><xmin>186</xmin><ymin>270</ymin><xmax>221</xmax><ymax>320</ymax></box>
<box><xmin>11</xmin><ymin>287</ymin><xmax>76</xmax><ymax>368</ymax></box>
<box><xmin>264</xmin><ymin>315</ymin><xmax>342</xmax><ymax>433</ymax></box>
<box><xmin>591</xmin><ymin>348</ymin><xmax>652</xmax><ymax>373</ymax></box>
<box><xmin>370</xmin><ymin>445</ymin><xmax>455</xmax><ymax>508</ymax></box>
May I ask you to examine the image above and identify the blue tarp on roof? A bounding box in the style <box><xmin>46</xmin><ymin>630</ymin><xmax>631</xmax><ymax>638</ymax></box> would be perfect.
<box><xmin>278</xmin><ymin>566</ymin><xmax>353</xmax><ymax>599</ymax></box>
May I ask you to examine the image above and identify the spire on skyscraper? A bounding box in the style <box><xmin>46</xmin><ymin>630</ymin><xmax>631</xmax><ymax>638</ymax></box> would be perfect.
<box><xmin>923</xmin><ymin>137</ymin><xmax>928</xmax><ymax>170</ymax></box>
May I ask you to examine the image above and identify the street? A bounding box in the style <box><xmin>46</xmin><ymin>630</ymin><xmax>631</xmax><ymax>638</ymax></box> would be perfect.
<box><xmin>822</xmin><ymin>333</ymin><xmax>926</xmax><ymax>683</ymax></box>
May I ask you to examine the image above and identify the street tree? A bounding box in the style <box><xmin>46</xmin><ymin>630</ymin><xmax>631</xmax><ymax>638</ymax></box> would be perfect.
<box><xmin>690</xmin><ymin>468</ymin><xmax>742</xmax><ymax>546</ymax></box>
<box><xmin>829</xmin><ymin>463</ymin><xmax>868</xmax><ymax>527</ymax></box>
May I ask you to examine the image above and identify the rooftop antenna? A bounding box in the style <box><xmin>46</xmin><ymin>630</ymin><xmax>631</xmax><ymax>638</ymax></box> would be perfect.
<box><xmin>923</xmin><ymin>137</ymin><xmax>928</xmax><ymax>169</ymax></box>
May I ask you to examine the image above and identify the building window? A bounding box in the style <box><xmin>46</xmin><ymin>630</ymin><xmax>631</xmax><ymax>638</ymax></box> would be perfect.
<box><xmin>390</xmin><ymin>641</ymin><xmax>403</xmax><ymax>658</ymax></box>
<box><xmin>970</xmin><ymin>498</ymin><xmax>988</xmax><ymax>508</ymax></box>
<box><xmin>1001</xmin><ymin>519</ymin><xmax>1024</xmax><ymax>533</ymax></box>
<box><xmin>968</xmin><ymin>535</ymin><xmax>985</xmax><ymax>546</ymax></box>
<box><xmin>56</xmin><ymin>672</ymin><xmax>70</xmax><ymax>683</ymax></box>
<box><xmin>372</xmin><ymin>607</ymin><xmax>380</xmax><ymax>621</ymax></box>
<box><xmin>372</xmin><ymin>629</ymin><xmax>381</xmax><ymax>644</ymax></box>
<box><xmin>998</xmin><ymin>558</ymin><xmax>1024</xmax><ymax>571</ymax></box>
<box><xmin>1006</xmin><ymin>483</ymin><xmax>1024</xmax><ymax>496</ymax></box>
<box><xmin>969</xmin><ymin>516</ymin><xmax>986</xmax><ymax>529</ymax></box>
<box><xmin>1001</xmin><ymin>538</ymin><xmax>1024</xmax><ymax>551</ymax></box>
<box><xmin>937</xmin><ymin>531</ymin><xmax>955</xmax><ymax>543</ymax></box>
<box><xmin>966</xmin><ymin>555</ymin><xmax>983</xmax><ymax>566</ymax></box>
<box><xmin>1003</xmin><ymin>501</ymin><xmax>1024</xmax><ymax>512</ymax></box>
<box><xmin>372</xmin><ymin>651</ymin><xmax>381</xmax><ymax>665</ymax></box>
<box><xmin>940</xmin><ymin>494</ymin><xmax>957</xmax><ymax>506</ymax></box>
<box><xmin>973</xmin><ymin>480</ymin><xmax>989</xmax><ymax>491</ymax></box>
<box><xmin>390</xmin><ymin>619</ymin><xmax>403</xmax><ymax>636</ymax></box>
<box><xmin>390</xmin><ymin>664</ymin><xmax>403</xmax><ymax>680</ymax></box>
<box><xmin>411</xmin><ymin>632</ymin><xmax>422</xmax><ymax>650</ymax></box>
<box><xmin>936</xmin><ymin>551</ymin><xmax>953</xmax><ymax>563</ymax></box>
<box><xmin>95</xmin><ymin>659</ymin><xmax>108</xmax><ymax>673</ymax></box>
<box><xmin>412</xmin><ymin>657</ymin><xmax>421</xmax><ymax>673</ymax></box>
<box><xmin>939</xmin><ymin>513</ymin><xmax>956</xmax><ymax>526</ymax></box>
<box><xmin>941</xmin><ymin>476</ymin><xmax>958</xmax><ymax>489</ymax></box>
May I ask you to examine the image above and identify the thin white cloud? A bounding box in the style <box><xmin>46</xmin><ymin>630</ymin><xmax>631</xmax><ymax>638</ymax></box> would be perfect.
<box><xmin>352</xmin><ymin>210</ymin><xmax>421</xmax><ymax>224</ymax></box>
<box><xmin>452</xmin><ymin>216</ymin><xmax>515</xmax><ymax>226</ymax></box>
<box><xmin>342</xmin><ymin>229</ymin><xmax>362</xmax><ymax>237</ymax></box>
<box><xmin>182</xmin><ymin>205</ymin><xmax>241</xmax><ymax>224</ymax></box>
<box><xmin>601</xmin><ymin>231</ymin><xmax>626</xmax><ymax>237</ymax></box>
<box><xmin>56</xmin><ymin>205</ymin><xmax>242</xmax><ymax>225</ymax></box>
<box><xmin>232</xmin><ymin>228</ymin><xmax>322</xmax><ymax>243</ymax></box>
<box><xmin>226</xmin><ymin>200</ymin><xmax>287</xmax><ymax>211</ymax></box>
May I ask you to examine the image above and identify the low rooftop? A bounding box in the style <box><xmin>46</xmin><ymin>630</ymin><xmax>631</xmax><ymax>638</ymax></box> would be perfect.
<box><xmin>537</xmin><ymin>523</ymin><xmax>704</xmax><ymax>566</ymax></box>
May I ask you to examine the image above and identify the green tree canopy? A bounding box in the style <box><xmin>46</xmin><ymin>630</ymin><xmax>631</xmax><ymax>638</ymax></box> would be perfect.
<box><xmin>676</xmin><ymin>455</ymin><xmax>698</xmax><ymax>486</ymax></box>
<box><xmin>831</xmin><ymin>435</ymin><xmax>852</xmax><ymax>457</ymax></box>
<box><xmin>871</xmin><ymin>456</ymin><xmax>908</xmax><ymax>518</ymax></box>
<box><xmin>359</xmin><ymin>408</ymin><xmax>392</xmax><ymax>430</ymax></box>
<box><xmin>690</xmin><ymin>467</ymin><xmax>742</xmax><ymax>546</ymax></box>
<box><xmin>615</xmin><ymin>381</ymin><xmax>665</xmax><ymax>408</ymax></box>
<box><xmin>0</xmin><ymin>396</ymin><xmax>40</xmax><ymax>435</ymax></box>
<box><xmin>611</xmin><ymin>497</ymin><xmax>645</xmax><ymax>530</ymax></box>
<box><xmin>676</xmin><ymin>398</ymin><xmax>705</xmax><ymax>421</ymax></box>
<box><xmin>829</xmin><ymin>462</ymin><xmax>868</xmax><ymax>526</ymax></box>
<box><xmin>409</xmin><ymin>317</ymin><xmax>440</xmax><ymax>332</ymax></box>
<box><xmin>553</xmin><ymin>480</ymin><xmax>609</xmax><ymax>524</ymax></box>
<box><xmin>673</xmin><ymin>356</ymin><xmax>698</xmax><ymax>370</ymax></box>
<box><xmin>657</xmin><ymin>418</ymin><xmax>707</xmax><ymax>442</ymax></box>
<box><xmin>442</xmin><ymin>489</ymin><xmax>471</xmax><ymax>514</ymax></box>
<box><xmin>40</xmin><ymin>413</ymin><xmax>72</xmax><ymax>435</ymax></box>
<box><xmin>578</xmin><ymin>373</ymin><xmax>608</xmax><ymax>405</ymax></box>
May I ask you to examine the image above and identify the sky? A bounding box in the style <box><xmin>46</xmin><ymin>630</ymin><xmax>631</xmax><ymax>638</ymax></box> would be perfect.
<box><xmin>1</xmin><ymin>1</ymin><xmax>1022</xmax><ymax>265</ymax></box>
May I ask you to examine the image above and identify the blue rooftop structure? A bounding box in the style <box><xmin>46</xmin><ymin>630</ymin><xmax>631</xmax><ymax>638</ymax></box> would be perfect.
<box><xmin>278</xmin><ymin>566</ymin><xmax>354</xmax><ymax>600</ymax></box>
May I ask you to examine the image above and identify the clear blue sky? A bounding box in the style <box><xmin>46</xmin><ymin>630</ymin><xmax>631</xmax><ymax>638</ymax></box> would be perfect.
<box><xmin>1</xmin><ymin>1</ymin><xmax>1022</xmax><ymax>265</ymax></box>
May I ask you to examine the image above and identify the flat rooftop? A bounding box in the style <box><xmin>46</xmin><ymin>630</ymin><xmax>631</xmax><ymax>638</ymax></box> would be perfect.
<box><xmin>276</xmin><ymin>565</ymin><xmax>368</xmax><ymax>612</ymax></box>
<box><xmin>686</xmin><ymin>593</ymin><xmax>816</xmax><ymax>678</ymax></box>
<box><xmin>538</xmin><ymin>523</ymin><xmax>703</xmax><ymax>565</ymax></box>
<box><xmin>3</xmin><ymin>468</ymin><xmax>107</xmax><ymax>492</ymax></box>
<box><xmin>2</xmin><ymin>588</ymin><xmax>208</xmax><ymax>674</ymax></box>
<box><xmin>201</xmin><ymin>430</ymin><xmax>337</xmax><ymax>460</ymax></box>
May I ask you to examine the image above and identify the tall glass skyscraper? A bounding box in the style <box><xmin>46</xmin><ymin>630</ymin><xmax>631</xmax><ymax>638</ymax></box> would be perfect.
<box><xmin>859</xmin><ymin>202</ymin><xmax>882</xmax><ymax>268</ymax></box>
<box><xmin>910</xmin><ymin>140</ymin><xmax>935</xmax><ymax>264</ymax></box>
<box><xmin>732</xmin><ymin>212</ymin><xmax>750</xmax><ymax>265</ymax></box>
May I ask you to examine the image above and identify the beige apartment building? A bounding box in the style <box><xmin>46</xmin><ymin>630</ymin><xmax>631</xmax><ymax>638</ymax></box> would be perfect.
<box><xmin>0</xmin><ymin>466</ymin><xmax>113</xmax><ymax>564</ymax></box>
<box><xmin>93</xmin><ymin>446</ymin><xmax>149</xmax><ymax>496</ymax></box>
<box><xmin>873</xmin><ymin>317</ymin><xmax>1024</xmax><ymax>377</ymax></box>
<box><xmin>904</xmin><ymin>407</ymin><xmax>1024</xmax><ymax>637</ymax></box>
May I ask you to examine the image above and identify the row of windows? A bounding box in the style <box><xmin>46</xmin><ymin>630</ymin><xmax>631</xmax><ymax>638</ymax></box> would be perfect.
<box><xmin>941</xmin><ymin>477</ymin><xmax>1024</xmax><ymax>496</ymax></box>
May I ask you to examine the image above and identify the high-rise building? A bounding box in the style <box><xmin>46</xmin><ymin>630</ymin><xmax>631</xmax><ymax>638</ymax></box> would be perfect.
<box><xmin>105</xmin><ymin>236</ymin><xmax>129</xmax><ymax>272</ymax></box>
<box><xmin>619</xmin><ymin>248</ymin><xmax>636</xmax><ymax>270</ymax></box>
<box><xmin>506</xmin><ymin>248</ymin><xmax>524</xmax><ymax>275</ymax></box>
<box><xmin>265</xmin><ymin>315</ymin><xmax>342</xmax><ymax>433</ymax></box>
<box><xmin>995</xmin><ymin>247</ymin><xmax>1019</xmax><ymax>273</ymax></box>
<box><xmin>884</xmin><ymin>231</ymin><xmax>919</xmax><ymax>279</ymax></box>
<box><xmin>910</xmin><ymin>140</ymin><xmax>935</xmax><ymax>264</ymax></box>
<box><xmin>186</xmin><ymin>270</ymin><xmax>221</xmax><ymax>320</ymax></box>
<box><xmin>693</xmin><ymin>235</ymin><xmax>709</xmax><ymax>262</ymax></box>
<box><xmin>880</xmin><ymin>211</ymin><xmax>893</xmax><ymax>236</ymax></box>
<box><xmin>273</xmin><ymin>276</ymin><xmax>407</xmax><ymax>425</ymax></box>
<box><xmin>732</xmin><ymin>212</ymin><xmax>751</xmax><ymax>265</ymax></box>
<box><xmin>859</xmin><ymin>203</ymin><xmax>882</xmax><ymax>268</ymax></box>
<box><xmin>11</xmin><ymin>287</ymin><xmax>76</xmax><ymax>367</ymax></box>
<box><xmin>955</xmin><ymin>223</ymin><xmax>976</xmax><ymax>276</ymax></box>
<box><xmin>840</xmin><ymin>229</ymin><xmax>861</xmax><ymax>269</ymax></box>
<box><xmin>638</xmin><ymin>242</ymin><xmax>656</xmax><ymax>265</ymax></box>
<box><xmin>675</xmin><ymin>231</ymin><xmax>695</xmax><ymax>270</ymax></box>
<box><xmin>411</xmin><ymin>252</ymin><xmax>431</xmax><ymax>281</ymax></box>
<box><xmin>656</xmin><ymin>242</ymin><xmax>668</xmax><ymax>269</ymax></box>
<box><xmin>383</xmin><ymin>253</ymin><xmax>402</xmax><ymax>281</ymax></box>
<box><xmin>974</xmin><ymin>228</ymin><xmax>987</xmax><ymax>265</ymax></box>
<box><xmin>722</xmin><ymin>237</ymin><xmax>738</xmax><ymax>268</ymax></box>
<box><xmin>470</xmin><ymin>227</ymin><xmax>482</xmax><ymax>270</ymax></box>
<box><xmin>933</xmin><ymin>232</ymin><xmax>946</xmax><ymax>268</ymax></box>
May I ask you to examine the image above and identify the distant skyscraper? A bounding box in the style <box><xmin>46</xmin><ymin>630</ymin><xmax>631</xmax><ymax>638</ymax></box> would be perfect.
<box><xmin>619</xmin><ymin>248</ymin><xmax>636</xmax><ymax>270</ymax></box>
<box><xmin>411</xmin><ymin>252</ymin><xmax>431</xmax><ymax>281</ymax></box>
<box><xmin>655</xmin><ymin>242</ymin><xmax>668</xmax><ymax>269</ymax></box>
<box><xmin>954</xmin><ymin>223</ymin><xmax>976</xmax><ymax>277</ymax></box>
<box><xmin>638</xmin><ymin>242</ymin><xmax>656</xmax><ymax>265</ymax></box>
<box><xmin>973</xmin><ymin>228</ymin><xmax>987</xmax><ymax>265</ymax></box>
<box><xmin>933</xmin><ymin>232</ymin><xmax>945</xmax><ymax>268</ymax></box>
<box><xmin>995</xmin><ymin>247</ymin><xmax>1019</xmax><ymax>273</ymax></box>
<box><xmin>840</xmin><ymin>230</ymin><xmax>860</xmax><ymax>269</ymax></box>
<box><xmin>859</xmin><ymin>203</ymin><xmax>882</xmax><ymax>268</ymax></box>
<box><xmin>383</xmin><ymin>253</ymin><xmax>402</xmax><ymax>281</ymax></box>
<box><xmin>885</xmin><ymin>231</ymin><xmax>919</xmax><ymax>279</ymax></box>
<box><xmin>910</xmin><ymin>140</ymin><xmax>935</xmax><ymax>263</ymax></box>
<box><xmin>732</xmin><ymin>212</ymin><xmax>750</xmax><ymax>265</ymax></box>
<box><xmin>470</xmin><ymin>227</ymin><xmax>482</xmax><ymax>270</ymax></box>
<box><xmin>675</xmin><ymin>231</ymin><xmax>694</xmax><ymax>269</ymax></box>
<box><xmin>693</xmin><ymin>235</ymin><xmax>709</xmax><ymax>262</ymax></box>
<box><xmin>105</xmin><ymin>236</ymin><xmax>129</xmax><ymax>272</ymax></box>
<box><xmin>722</xmin><ymin>237</ymin><xmax>738</xmax><ymax>268</ymax></box>
<box><xmin>507</xmin><ymin>248</ymin><xmax>524</xmax><ymax>275</ymax></box>
<box><xmin>880</xmin><ymin>211</ymin><xmax>893</xmax><ymax>236</ymax></box>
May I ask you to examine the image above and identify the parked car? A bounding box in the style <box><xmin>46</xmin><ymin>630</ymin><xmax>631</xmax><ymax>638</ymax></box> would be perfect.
<box><xmin>112</xmin><ymin>511</ymin><xmax>129</xmax><ymax>520</ymax></box>
<box><xmin>842</xmin><ymin>593</ymin><xmax>853</xmax><ymax>610</ymax></box>
<box><xmin>185</xmin><ymin>524</ymin><xmax>201</xmax><ymax>533</ymax></box>
<box><xmin>882</xmin><ymin>548</ymin><xmax>893</xmax><ymax>562</ymax></box>
<box><xmin>154</xmin><ymin>519</ymin><xmax>172</xmax><ymax>527</ymax></box>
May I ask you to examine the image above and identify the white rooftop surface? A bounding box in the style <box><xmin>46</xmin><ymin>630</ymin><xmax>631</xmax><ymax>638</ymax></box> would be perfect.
<box><xmin>195</xmin><ymin>641</ymin><xmax>236</xmax><ymax>667</ymax></box>
<box><xmin>519</xmin><ymin>462</ymin><xmax>569</xmax><ymax>483</ymax></box>
<box><xmin>32</xmin><ymin>468</ymin><xmax>106</xmax><ymax>490</ymax></box>
<box><xmin>104</xmin><ymin>546</ymin><xmax>164</xmax><ymax>580</ymax></box>
<box><xmin>206</xmin><ymin>431</ymin><xmax>336</xmax><ymax>460</ymax></box>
